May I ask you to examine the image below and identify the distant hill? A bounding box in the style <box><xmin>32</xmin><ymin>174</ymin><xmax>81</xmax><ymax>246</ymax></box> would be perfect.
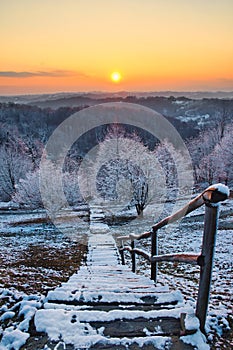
<box><xmin>0</xmin><ymin>93</ymin><xmax>232</xmax><ymax>142</ymax></box>
<box><xmin>1</xmin><ymin>90</ymin><xmax>233</xmax><ymax>106</ymax></box>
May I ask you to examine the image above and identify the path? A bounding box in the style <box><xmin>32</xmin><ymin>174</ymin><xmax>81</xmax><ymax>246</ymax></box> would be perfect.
<box><xmin>89</xmin><ymin>204</ymin><xmax>110</xmax><ymax>234</ymax></box>
<box><xmin>24</xmin><ymin>229</ymin><xmax>208</xmax><ymax>350</ymax></box>
<box><xmin>24</xmin><ymin>204</ymin><xmax>209</xmax><ymax>349</ymax></box>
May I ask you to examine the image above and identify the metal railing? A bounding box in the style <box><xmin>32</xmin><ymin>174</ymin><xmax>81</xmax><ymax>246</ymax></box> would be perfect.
<box><xmin>117</xmin><ymin>184</ymin><xmax>230</xmax><ymax>333</ymax></box>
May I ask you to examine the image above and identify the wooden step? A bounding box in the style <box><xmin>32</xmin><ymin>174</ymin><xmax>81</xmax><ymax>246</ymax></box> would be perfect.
<box><xmin>44</xmin><ymin>301</ymin><xmax>182</xmax><ymax>312</ymax></box>
<box><xmin>26</xmin><ymin>233</ymin><xmax>209</xmax><ymax>350</ymax></box>
<box><xmin>23</xmin><ymin>335</ymin><xmax>195</xmax><ymax>350</ymax></box>
<box><xmin>88</xmin><ymin>337</ymin><xmax>196</xmax><ymax>350</ymax></box>
<box><xmin>45</xmin><ymin>290</ymin><xmax>183</xmax><ymax>307</ymax></box>
<box><xmin>34</xmin><ymin>308</ymin><xmax>201</xmax><ymax>349</ymax></box>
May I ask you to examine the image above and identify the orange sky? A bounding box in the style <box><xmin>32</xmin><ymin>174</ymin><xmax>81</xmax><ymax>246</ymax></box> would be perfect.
<box><xmin>1</xmin><ymin>0</ymin><xmax>233</xmax><ymax>94</ymax></box>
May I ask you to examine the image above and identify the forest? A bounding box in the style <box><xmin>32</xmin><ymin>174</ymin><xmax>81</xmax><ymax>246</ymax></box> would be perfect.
<box><xmin>0</xmin><ymin>96</ymin><xmax>233</xmax><ymax>214</ymax></box>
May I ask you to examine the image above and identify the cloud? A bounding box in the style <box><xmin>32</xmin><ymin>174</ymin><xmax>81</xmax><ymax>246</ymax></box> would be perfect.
<box><xmin>0</xmin><ymin>70</ymin><xmax>88</xmax><ymax>78</ymax></box>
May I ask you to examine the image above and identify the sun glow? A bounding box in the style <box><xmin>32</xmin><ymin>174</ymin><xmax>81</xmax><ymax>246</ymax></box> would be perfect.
<box><xmin>111</xmin><ymin>72</ymin><xmax>122</xmax><ymax>83</ymax></box>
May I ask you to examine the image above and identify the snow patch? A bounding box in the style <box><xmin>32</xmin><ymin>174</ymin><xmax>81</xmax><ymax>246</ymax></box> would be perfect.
<box><xmin>0</xmin><ymin>311</ymin><xmax>15</xmax><ymax>322</ymax></box>
<box><xmin>0</xmin><ymin>289</ymin><xmax>43</xmax><ymax>349</ymax></box>
<box><xmin>184</xmin><ymin>312</ymin><xmax>200</xmax><ymax>331</ymax></box>
<box><xmin>0</xmin><ymin>328</ymin><xmax>29</xmax><ymax>350</ymax></box>
<box><xmin>207</xmin><ymin>183</ymin><xmax>230</xmax><ymax>197</ymax></box>
<box><xmin>181</xmin><ymin>329</ymin><xmax>209</xmax><ymax>350</ymax></box>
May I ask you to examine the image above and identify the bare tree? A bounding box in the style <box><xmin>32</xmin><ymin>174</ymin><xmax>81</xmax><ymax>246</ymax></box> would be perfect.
<box><xmin>0</xmin><ymin>146</ymin><xmax>33</xmax><ymax>201</ymax></box>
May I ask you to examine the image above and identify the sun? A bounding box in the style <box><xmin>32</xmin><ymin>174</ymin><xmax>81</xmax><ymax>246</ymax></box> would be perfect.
<box><xmin>111</xmin><ymin>71</ymin><xmax>122</xmax><ymax>83</ymax></box>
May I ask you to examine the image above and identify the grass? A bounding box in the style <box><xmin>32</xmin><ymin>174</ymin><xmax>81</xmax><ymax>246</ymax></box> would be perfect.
<box><xmin>0</xmin><ymin>241</ymin><xmax>87</xmax><ymax>295</ymax></box>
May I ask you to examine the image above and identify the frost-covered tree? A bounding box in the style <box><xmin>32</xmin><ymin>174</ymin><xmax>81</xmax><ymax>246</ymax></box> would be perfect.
<box><xmin>79</xmin><ymin>125</ymin><xmax>166</xmax><ymax>215</ymax></box>
<box><xmin>0</xmin><ymin>146</ymin><xmax>33</xmax><ymax>201</ymax></box>
<box><xmin>207</xmin><ymin>125</ymin><xmax>233</xmax><ymax>185</ymax></box>
<box><xmin>155</xmin><ymin>141</ymin><xmax>177</xmax><ymax>189</ymax></box>
<box><xmin>212</xmin><ymin>99</ymin><xmax>233</xmax><ymax>139</ymax></box>
<box><xmin>63</xmin><ymin>172</ymin><xmax>83</xmax><ymax>206</ymax></box>
<box><xmin>154</xmin><ymin>140</ymin><xmax>193</xmax><ymax>200</ymax></box>
<box><xmin>187</xmin><ymin>128</ymin><xmax>223</xmax><ymax>184</ymax></box>
<box><xmin>39</xmin><ymin>157</ymin><xmax>69</xmax><ymax>219</ymax></box>
<box><xmin>12</xmin><ymin>170</ymin><xmax>42</xmax><ymax>208</ymax></box>
<box><xmin>13</xmin><ymin>161</ymin><xmax>83</xmax><ymax>213</ymax></box>
<box><xmin>187</xmin><ymin>122</ymin><xmax>233</xmax><ymax>186</ymax></box>
<box><xmin>12</xmin><ymin>162</ymin><xmax>64</xmax><ymax>216</ymax></box>
<box><xmin>197</xmin><ymin>153</ymin><xmax>216</xmax><ymax>185</ymax></box>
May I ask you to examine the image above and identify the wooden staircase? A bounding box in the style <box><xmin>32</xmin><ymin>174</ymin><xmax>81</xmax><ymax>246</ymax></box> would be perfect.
<box><xmin>89</xmin><ymin>204</ymin><xmax>110</xmax><ymax>234</ymax></box>
<box><xmin>25</xmin><ymin>233</ymin><xmax>208</xmax><ymax>350</ymax></box>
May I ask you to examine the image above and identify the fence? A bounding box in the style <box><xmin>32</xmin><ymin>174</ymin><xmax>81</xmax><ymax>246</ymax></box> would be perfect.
<box><xmin>117</xmin><ymin>183</ymin><xmax>230</xmax><ymax>333</ymax></box>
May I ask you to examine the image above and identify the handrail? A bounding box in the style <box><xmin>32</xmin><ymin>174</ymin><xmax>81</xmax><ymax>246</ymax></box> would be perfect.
<box><xmin>117</xmin><ymin>183</ymin><xmax>230</xmax><ymax>334</ymax></box>
<box><xmin>121</xmin><ymin>247</ymin><xmax>199</xmax><ymax>265</ymax></box>
<box><xmin>118</xmin><ymin>184</ymin><xmax>230</xmax><ymax>242</ymax></box>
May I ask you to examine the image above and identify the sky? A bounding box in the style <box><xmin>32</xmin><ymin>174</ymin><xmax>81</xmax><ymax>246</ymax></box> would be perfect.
<box><xmin>0</xmin><ymin>0</ymin><xmax>233</xmax><ymax>94</ymax></box>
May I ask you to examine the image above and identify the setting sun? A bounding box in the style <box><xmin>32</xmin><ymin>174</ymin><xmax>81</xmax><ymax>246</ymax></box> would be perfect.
<box><xmin>111</xmin><ymin>72</ymin><xmax>122</xmax><ymax>83</ymax></box>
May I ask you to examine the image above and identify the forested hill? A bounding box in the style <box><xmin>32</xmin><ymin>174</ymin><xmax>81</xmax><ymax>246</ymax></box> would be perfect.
<box><xmin>1</xmin><ymin>95</ymin><xmax>233</xmax><ymax>203</ymax></box>
<box><xmin>1</xmin><ymin>95</ymin><xmax>233</xmax><ymax>142</ymax></box>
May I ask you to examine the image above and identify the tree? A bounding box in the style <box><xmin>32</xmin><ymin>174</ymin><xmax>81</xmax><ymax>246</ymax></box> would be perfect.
<box><xmin>187</xmin><ymin>128</ymin><xmax>222</xmax><ymax>185</ymax></box>
<box><xmin>63</xmin><ymin>172</ymin><xmax>83</xmax><ymax>206</ymax></box>
<box><xmin>79</xmin><ymin>126</ymin><xmax>166</xmax><ymax>216</ymax></box>
<box><xmin>187</xmin><ymin>120</ymin><xmax>233</xmax><ymax>187</ymax></box>
<box><xmin>13</xmin><ymin>167</ymin><xmax>83</xmax><ymax>210</ymax></box>
<box><xmin>211</xmin><ymin>125</ymin><xmax>233</xmax><ymax>185</ymax></box>
<box><xmin>212</xmin><ymin>99</ymin><xmax>233</xmax><ymax>139</ymax></box>
<box><xmin>12</xmin><ymin>170</ymin><xmax>42</xmax><ymax>209</ymax></box>
<box><xmin>154</xmin><ymin>139</ymin><xmax>193</xmax><ymax>201</ymax></box>
<box><xmin>0</xmin><ymin>146</ymin><xmax>33</xmax><ymax>201</ymax></box>
<box><xmin>39</xmin><ymin>157</ymin><xmax>75</xmax><ymax>220</ymax></box>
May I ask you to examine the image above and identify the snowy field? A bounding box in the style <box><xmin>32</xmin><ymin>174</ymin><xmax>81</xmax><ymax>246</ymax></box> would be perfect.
<box><xmin>0</xmin><ymin>199</ymin><xmax>232</xmax><ymax>349</ymax></box>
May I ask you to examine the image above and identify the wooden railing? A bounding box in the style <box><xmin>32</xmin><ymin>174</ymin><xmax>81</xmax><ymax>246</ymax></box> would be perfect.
<box><xmin>117</xmin><ymin>184</ymin><xmax>230</xmax><ymax>333</ymax></box>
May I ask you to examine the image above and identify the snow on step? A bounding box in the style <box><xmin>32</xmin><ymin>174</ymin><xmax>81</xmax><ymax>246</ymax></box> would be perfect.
<box><xmin>90</xmin><ymin>222</ymin><xmax>110</xmax><ymax>233</ymax></box>
<box><xmin>89</xmin><ymin>204</ymin><xmax>110</xmax><ymax>233</ymax></box>
<box><xmin>45</xmin><ymin>290</ymin><xmax>183</xmax><ymax>306</ymax></box>
<box><xmin>87</xmin><ymin>233</ymin><xmax>121</xmax><ymax>265</ymax></box>
<box><xmin>45</xmin><ymin>234</ymin><xmax>183</xmax><ymax>306</ymax></box>
<box><xmin>34</xmin><ymin>308</ymin><xmax>208</xmax><ymax>349</ymax></box>
<box><xmin>31</xmin><ymin>233</ymin><xmax>209</xmax><ymax>349</ymax></box>
<box><xmin>34</xmin><ymin>307</ymin><xmax>174</xmax><ymax>349</ymax></box>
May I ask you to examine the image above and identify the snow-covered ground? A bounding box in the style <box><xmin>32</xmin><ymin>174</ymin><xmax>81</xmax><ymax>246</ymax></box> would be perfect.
<box><xmin>0</xmin><ymin>199</ymin><xmax>232</xmax><ymax>349</ymax></box>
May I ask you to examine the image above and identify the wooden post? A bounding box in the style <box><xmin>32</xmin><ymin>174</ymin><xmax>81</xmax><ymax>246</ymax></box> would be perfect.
<box><xmin>195</xmin><ymin>184</ymin><xmax>229</xmax><ymax>333</ymax></box>
<box><xmin>151</xmin><ymin>229</ymin><xmax>158</xmax><ymax>282</ymax></box>
<box><xmin>131</xmin><ymin>240</ymin><xmax>136</xmax><ymax>273</ymax></box>
<box><xmin>196</xmin><ymin>203</ymin><xmax>219</xmax><ymax>334</ymax></box>
<box><xmin>120</xmin><ymin>240</ymin><xmax>125</xmax><ymax>265</ymax></box>
<box><xmin>119</xmin><ymin>247</ymin><xmax>125</xmax><ymax>265</ymax></box>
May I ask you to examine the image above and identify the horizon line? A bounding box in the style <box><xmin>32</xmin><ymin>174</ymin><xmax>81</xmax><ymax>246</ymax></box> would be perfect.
<box><xmin>1</xmin><ymin>89</ymin><xmax>233</xmax><ymax>97</ymax></box>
